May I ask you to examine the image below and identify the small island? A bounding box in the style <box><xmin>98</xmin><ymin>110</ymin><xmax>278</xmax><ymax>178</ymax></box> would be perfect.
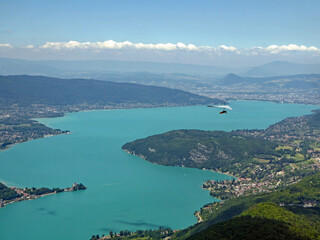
<box><xmin>0</xmin><ymin>182</ymin><xmax>86</xmax><ymax>208</ymax></box>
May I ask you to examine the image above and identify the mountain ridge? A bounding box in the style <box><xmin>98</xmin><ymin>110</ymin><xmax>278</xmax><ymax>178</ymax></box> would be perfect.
<box><xmin>243</xmin><ymin>61</ymin><xmax>320</xmax><ymax>77</ymax></box>
<box><xmin>0</xmin><ymin>75</ymin><xmax>222</xmax><ymax>107</ymax></box>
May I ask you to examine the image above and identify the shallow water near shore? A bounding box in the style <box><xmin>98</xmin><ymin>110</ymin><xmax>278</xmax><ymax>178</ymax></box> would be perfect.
<box><xmin>0</xmin><ymin>101</ymin><xmax>318</xmax><ymax>240</ymax></box>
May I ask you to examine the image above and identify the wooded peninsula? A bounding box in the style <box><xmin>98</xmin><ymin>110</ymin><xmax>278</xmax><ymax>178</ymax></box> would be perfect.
<box><xmin>0</xmin><ymin>182</ymin><xmax>87</xmax><ymax>208</ymax></box>
<box><xmin>116</xmin><ymin>110</ymin><xmax>320</xmax><ymax>240</ymax></box>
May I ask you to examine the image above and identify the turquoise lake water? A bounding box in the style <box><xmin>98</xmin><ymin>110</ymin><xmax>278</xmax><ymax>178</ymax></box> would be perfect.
<box><xmin>0</xmin><ymin>101</ymin><xmax>318</xmax><ymax>240</ymax></box>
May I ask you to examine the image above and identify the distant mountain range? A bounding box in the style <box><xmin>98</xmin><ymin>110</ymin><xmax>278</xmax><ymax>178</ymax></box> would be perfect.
<box><xmin>219</xmin><ymin>73</ymin><xmax>320</xmax><ymax>90</ymax></box>
<box><xmin>1</xmin><ymin>58</ymin><xmax>320</xmax><ymax>96</ymax></box>
<box><xmin>0</xmin><ymin>58</ymin><xmax>247</xmax><ymax>77</ymax></box>
<box><xmin>0</xmin><ymin>75</ymin><xmax>221</xmax><ymax>107</ymax></box>
<box><xmin>243</xmin><ymin>61</ymin><xmax>320</xmax><ymax>77</ymax></box>
<box><xmin>0</xmin><ymin>58</ymin><xmax>319</xmax><ymax>78</ymax></box>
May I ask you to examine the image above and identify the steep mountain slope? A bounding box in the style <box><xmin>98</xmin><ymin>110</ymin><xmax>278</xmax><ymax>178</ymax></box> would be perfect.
<box><xmin>175</xmin><ymin>172</ymin><xmax>320</xmax><ymax>239</ymax></box>
<box><xmin>188</xmin><ymin>203</ymin><xmax>318</xmax><ymax>240</ymax></box>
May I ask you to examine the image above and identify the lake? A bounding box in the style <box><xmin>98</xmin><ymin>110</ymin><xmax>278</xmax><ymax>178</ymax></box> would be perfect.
<box><xmin>0</xmin><ymin>101</ymin><xmax>318</xmax><ymax>240</ymax></box>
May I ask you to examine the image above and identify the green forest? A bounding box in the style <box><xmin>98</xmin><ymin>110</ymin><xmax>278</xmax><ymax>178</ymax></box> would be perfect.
<box><xmin>0</xmin><ymin>75</ymin><xmax>219</xmax><ymax>107</ymax></box>
<box><xmin>175</xmin><ymin>172</ymin><xmax>320</xmax><ymax>240</ymax></box>
<box><xmin>122</xmin><ymin>129</ymin><xmax>278</xmax><ymax>174</ymax></box>
<box><xmin>0</xmin><ymin>183</ymin><xmax>21</xmax><ymax>200</ymax></box>
<box><xmin>119</xmin><ymin>111</ymin><xmax>320</xmax><ymax>240</ymax></box>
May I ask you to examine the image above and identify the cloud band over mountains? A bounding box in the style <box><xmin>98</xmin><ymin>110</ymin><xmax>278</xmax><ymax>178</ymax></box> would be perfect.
<box><xmin>1</xmin><ymin>40</ymin><xmax>319</xmax><ymax>54</ymax></box>
<box><xmin>39</xmin><ymin>40</ymin><xmax>200</xmax><ymax>51</ymax></box>
<box><xmin>1</xmin><ymin>40</ymin><xmax>319</xmax><ymax>66</ymax></box>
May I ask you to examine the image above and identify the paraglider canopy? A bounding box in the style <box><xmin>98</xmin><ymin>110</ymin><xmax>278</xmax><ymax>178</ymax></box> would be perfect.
<box><xmin>207</xmin><ymin>105</ymin><xmax>232</xmax><ymax>114</ymax></box>
<box><xmin>207</xmin><ymin>105</ymin><xmax>233</xmax><ymax>110</ymax></box>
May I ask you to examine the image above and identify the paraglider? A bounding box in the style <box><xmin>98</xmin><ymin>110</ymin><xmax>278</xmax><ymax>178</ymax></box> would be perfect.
<box><xmin>207</xmin><ymin>105</ymin><xmax>232</xmax><ymax>114</ymax></box>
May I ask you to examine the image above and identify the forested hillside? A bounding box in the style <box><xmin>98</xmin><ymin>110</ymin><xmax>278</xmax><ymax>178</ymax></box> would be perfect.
<box><xmin>122</xmin><ymin>129</ymin><xmax>277</xmax><ymax>174</ymax></box>
<box><xmin>0</xmin><ymin>75</ymin><xmax>222</xmax><ymax>150</ymax></box>
<box><xmin>120</xmin><ymin>111</ymin><xmax>320</xmax><ymax>240</ymax></box>
<box><xmin>0</xmin><ymin>75</ymin><xmax>220</xmax><ymax>107</ymax></box>
<box><xmin>176</xmin><ymin>172</ymin><xmax>320</xmax><ymax>240</ymax></box>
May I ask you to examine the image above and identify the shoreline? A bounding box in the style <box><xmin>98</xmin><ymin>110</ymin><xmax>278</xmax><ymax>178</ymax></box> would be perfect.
<box><xmin>1</xmin><ymin>101</ymin><xmax>319</xmax><ymax>227</ymax></box>
<box><xmin>2</xmin><ymin>191</ymin><xmax>57</xmax><ymax>207</ymax></box>
<box><xmin>121</xmin><ymin>107</ymin><xmax>320</xmax><ymax>225</ymax></box>
<box><xmin>0</xmin><ymin>182</ymin><xmax>86</xmax><ymax>209</ymax></box>
<box><xmin>0</xmin><ymin>131</ymin><xmax>71</xmax><ymax>153</ymax></box>
<box><xmin>2</xmin><ymin>100</ymin><xmax>319</xmax><ymax>154</ymax></box>
<box><xmin>203</xmin><ymin>168</ymin><xmax>236</xmax><ymax>179</ymax></box>
<box><xmin>0</xmin><ymin>103</ymin><xmax>209</xmax><ymax>153</ymax></box>
<box><xmin>124</xmin><ymin>149</ymin><xmax>236</xmax><ymax>178</ymax></box>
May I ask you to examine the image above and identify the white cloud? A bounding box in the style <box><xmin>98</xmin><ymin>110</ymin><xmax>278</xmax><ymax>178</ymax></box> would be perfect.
<box><xmin>37</xmin><ymin>40</ymin><xmax>243</xmax><ymax>53</ymax></box>
<box><xmin>24</xmin><ymin>45</ymin><xmax>35</xmax><ymax>49</ymax></box>
<box><xmin>2</xmin><ymin>41</ymin><xmax>320</xmax><ymax>55</ymax></box>
<box><xmin>39</xmin><ymin>40</ymin><xmax>203</xmax><ymax>51</ymax></box>
<box><xmin>1</xmin><ymin>41</ymin><xmax>320</xmax><ymax>66</ymax></box>
<box><xmin>0</xmin><ymin>43</ymin><xmax>13</xmax><ymax>48</ymax></box>
<box><xmin>218</xmin><ymin>45</ymin><xmax>238</xmax><ymax>52</ymax></box>
<box><xmin>264</xmin><ymin>44</ymin><xmax>320</xmax><ymax>54</ymax></box>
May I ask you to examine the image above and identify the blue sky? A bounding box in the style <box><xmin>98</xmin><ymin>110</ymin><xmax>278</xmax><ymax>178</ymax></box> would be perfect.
<box><xmin>1</xmin><ymin>0</ymin><xmax>320</xmax><ymax>65</ymax></box>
